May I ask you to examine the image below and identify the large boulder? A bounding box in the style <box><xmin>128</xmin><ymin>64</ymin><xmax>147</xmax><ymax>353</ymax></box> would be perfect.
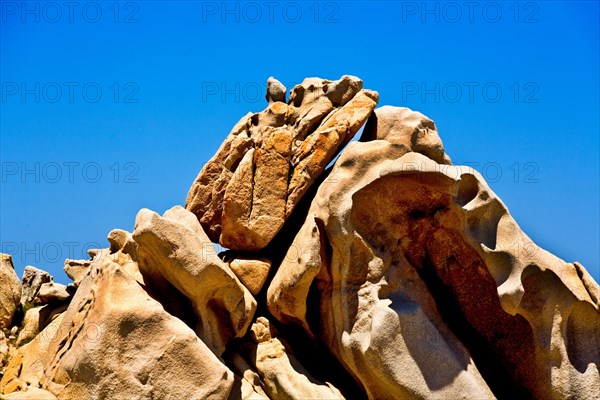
<box><xmin>132</xmin><ymin>206</ymin><xmax>257</xmax><ymax>355</ymax></box>
<box><xmin>15</xmin><ymin>304</ymin><xmax>66</xmax><ymax>347</ymax></box>
<box><xmin>361</xmin><ymin>105</ymin><xmax>452</xmax><ymax>164</ymax></box>
<box><xmin>222</xmin><ymin>253</ymin><xmax>272</xmax><ymax>296</ymax></box>
<box><xmin>16</xmin><ymin>250</ymin><xmax>234</xmax><ymax>399</ymax></box>
<box><xmin>0</xmin><ymin>253</ymin><xmax>21</xmax><ymax>330</ymax></box>
<box><xmin>186</xmin><ymin>75</ymin><xmax>378</xmax><ymax>251</ymax></box>
<box><xmin>35</xmin><ymin>283</ymin><xmax>71</xmax><ymax>304</ymax></box>
<box><xmin>1</xmin><ymin>77</ymin><xmax>598</xmax><ymax>400</ymax></box>
<box><xmin>20</xmin><ymin>266</ymin><xmax>52</xmax><ymax>308</ymax></box>
<box><xmin>268</xmin><ymin>136</ymin><xmax>600</xmax><ymax>399</ymax></box>
<box><xmin>265</xmin><ymin>76</ymin><xmax>286</xmax><ymax>104</ymax></box>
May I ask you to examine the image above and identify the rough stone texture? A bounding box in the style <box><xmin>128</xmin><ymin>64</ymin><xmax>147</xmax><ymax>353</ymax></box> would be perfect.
<box><xmin>285</xmin><ymin>89</ymin><xmax>379</xmax><ymax>215</ymax></box>
<box><xmin>231</xmin><ymin>317</ymin><xmax>345</xmax><ymax>400</ymax></box>
<box><xmin>186</xmin><ymin>75</ymin><xmax>379</xmax><ymax>251</ymax></box>
<box><xmin>266</xmin><ymin>77</ymin><xmax>286</xmax><ymax>104</ymax></box>
<box><xmin>20</xmin><ymin>266</ymin><xmax>52</xmax><ymax>308</ymax></box>
<box><xmin>224</xmin><ymin>255</ymin><xmax>272</xmax><ymax>296</ymax></box>
<box><xmin>6</xmin><ymin>252</ymin><xmax>235</xmax><ymax>399</ymax></box>
<box><xmin>105</xmin><ymin>229</ymin><xmax>145</xmax><ymax>285</ymax></box>
<box><xmin>36</xmin><ymin>283</ymin><xmax>71</xmax><ymax>304</ymax></box>
<box><xmin>0</xmin><ymin>331</ymin><xmax>8</xmax><ymax>371</ymax></box>
<box><xmin>0</xmin><ymin>331</ymin><xmax>7</xmax><ymax>353</ymax></box>
<box><xmin>1</xmin><ymin>77</ymin><xmax>598</xmax><ymax>400</ymax></box>
<box><xmin>0</xmin><ymin>254</ymin><xmax>22</xmax><ymax>330</ymax></box>
<box><xmin>62</xmin><ymin>259</ymin><xmax>90</xmax><ymax>287</ymax></box>
<box><xmin>64</xmin><ymin>230</ymin><xmax>144</xmax><ymax>288</ymax></box>
<box><xmin>133</xmin><ymin>206</ymin><xmax>257</xmax><ymax>355</ymax></box>
<box><xmin>220</xmin><ymin>125</ymin><xmax>293</xmax><ymax>251</ymax></box>
<box><xmin>107</xmin><ymin>228</ymin><xmax>131</xmax><ymax>252</ymax></box>
<box><xmin>2</xmin><ymin>387</ymin><xmax>57</xmax><ymax>399</ymax></box>
<box><xmin>1</xmin><ymin>314</ymin><xmax>66</xmax><ymax>395</ymax></box>
<box><xmin>268</xmin><ymin>139</ymin><xmax>600</xmax><ymax>399</ymax></box>
<box><xmin>229</xmin><ymin>376</ymin><xmax>270</xmax><ymax>400</ymax></box>
<box><xmin>16</xmin><ymin>305</ymin><xmax>66</xmax><ymax>347</ymax></box>
<box><xmin>361</xmin><ymin>105</ymin><xmax>452</xmax><ymax>164</ymax></box>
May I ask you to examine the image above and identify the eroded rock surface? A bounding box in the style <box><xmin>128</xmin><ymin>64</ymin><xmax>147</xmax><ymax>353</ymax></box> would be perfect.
<box><xmin>266</xmin><ymin>77</ymin><xmax>286</xmax><ymax>104</ymax></box>
<box><xmin>228</xmin><ymin>317</ymin><xmax>345</xmax><ymax>400</ymax></box>
<box><xmin>186</xmin><ymin>75</ymin><xmax>379</xmax><ymax>251</ymax></box>
<box><xmin>133</xmin><ymin>206</ymin><xmax>257</xmax><ymax>355</ymax></box>
<box><xmin>268</xmin><ymin>140</ymin><xmax>600</xmax><ymax>399</ymax></box>
<box><xmin>36</xmin><ymin>283</ymin><xmax>71</xmax><ymax>304</ymax></box>
<box><xmin>0</xmin><ymin>254</ymin><xmax>21</xmax><ymax>330</ymax></box>
<box><xmin>20</xmin><ymin>266</ymin><xmax>51</xmax><ymax>308</ymax></box>
<box><xmin>2</xmin><ymin>249</ymin><xmax>235</xmax><ymax>399</ymax></box>
<box><xmin>222</xmin><ymin>254</ymin><xmax>272</xmax><ymax>296</ymax></box>
<box><xmin>2</xmin><ymin>76</ymin><xmax>598</xmax><ymax>400</ymax></box>
<box><xmin>16</xmin><ymin>304</ymin><xmax>66</xmax><ymax>347</ymax></box>
<box><xmin>361</xmin><ymin>105</ymin><xmax>452</xmax><ymax>164</ymax></box>
<box><xmin>62</xmin><ymin>259</ymin><xmax>90</xmax><ymax>287</ymax></box>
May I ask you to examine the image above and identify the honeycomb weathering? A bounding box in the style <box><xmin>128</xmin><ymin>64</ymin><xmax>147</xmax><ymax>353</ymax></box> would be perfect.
<box><xmin>1</xmin><ymin>76</ymin><xmax>598</xmax><ymax>400</ymax></box>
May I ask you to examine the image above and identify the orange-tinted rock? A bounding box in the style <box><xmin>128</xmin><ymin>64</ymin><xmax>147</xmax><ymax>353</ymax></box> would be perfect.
<box><xmin>0</xmin><ymin>254</ymin><xmax>21</xmax><ymax>330</ymax></box>
<box><xmin>186</xmin><ymin>76</ymin><xmax>378</xmax><ymax>251</ymax></box>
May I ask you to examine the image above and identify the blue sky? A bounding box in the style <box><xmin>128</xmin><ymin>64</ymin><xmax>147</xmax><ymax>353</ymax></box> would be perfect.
<box><xmin>1</xmin><ymin>0</ymin><xmax>598</xmax><ymax>283</ymax></box>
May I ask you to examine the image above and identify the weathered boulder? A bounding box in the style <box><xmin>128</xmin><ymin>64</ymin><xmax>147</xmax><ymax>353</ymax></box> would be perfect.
<box><xmin>361</xmin><ymin>105</ymin><xmax>452</xmax><ymax>164</ymax></box>
<box><xmin>186</xmin><ymin>75</ymin><xmax>379</xmax><ymax>251</ymax></box>
<box><xmin>229</xmin><ymin>317</ymin><xmax>345</xmax><ymax>400</ymax></box>
<box><xmin>63</xmin><ymin>259</ymin><xmax>90</xmax><ymax>286</ymax></box>
<box><xmin>2</xmin><ymin>77</ymin><xmax>598</xmax><ymax>400</ymax></box>
<box><xmin>266</xmin><ymin>77</ymin><xmax>286</xmax><ymax>104</ymax></box>
<box><xmin>38</xmin><ymin>252</ymin><xmax>234</xmax><ymax>399</ymax></box>
<box><xmin>107</xmin><ymin>228</ymin><xmax>132</xmax><ymax>252</ymax></box>
<box><xmin>0</xmin><ymin>253</ymin><xmax>21</xmax><ymax>330</ymax></box>
<box><xmin>222</xmin><ymin>253</ymin><xmax>272</xmax><ymax>296</ymax></box>
<box><xmin>15</xmin><ymin>304</ymin><xmax>66</xmax><ymax>347</ymax></box>
<box><xmin>65</xmin><ymin>230</ymin><xmax>143</xmax><ymax>288</ymax></box>
<box><xmin>20</xmin><ymin>266</ymin><xmax>52</xmax><ymax>308</ymax></box>
<box><xmin>133</xmin><ymin>206</ymin><xmax>257</xmax><ymax>355</ymax></box>
<box><xmin>0</xmin><ymin>313</ymin><xmax>66</xmax><ymax>395</ymax></box>
<box><xmin>36</xmin><ymin>283</ymin><xmax>71</xmax><ymax>304</ymax></box>
<box><xmin>268</xmin><ymin>138</ymin><xmax>600</xmax><ymax>399</ymax></box>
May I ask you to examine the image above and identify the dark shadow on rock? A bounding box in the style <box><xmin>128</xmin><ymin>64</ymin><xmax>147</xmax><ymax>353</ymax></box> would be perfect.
<box><xmin>350</xmin><ymin>174</ymin><xmax>539</xmax><ymax>398</ymax></box>
<box><xmin>387</xmin><ymin>290</ymin><xmax>474</xmax><ymax>392</ymax></box>
<box><xmin>521</xmin><ymin>264</ymin><xmax>600</xmax><ymax>376</ymax></box>
<box><xmin>221</xmin><ymin>165</ymin><xmax>368</xmax><ymax>399</ymax></box>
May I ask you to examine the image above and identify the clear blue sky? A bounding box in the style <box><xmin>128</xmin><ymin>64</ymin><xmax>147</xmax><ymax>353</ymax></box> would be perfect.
<box><xmin>1</xmin><ymin>1</ymin><xmax>598</xmax><ymax>283</ymax></box>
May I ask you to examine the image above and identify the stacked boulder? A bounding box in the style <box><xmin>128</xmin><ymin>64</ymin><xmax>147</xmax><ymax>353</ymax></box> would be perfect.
<box><xmin>1</xmin><ymin>76</ymin><xmax>598</xmax><ymax>400</ymax></box>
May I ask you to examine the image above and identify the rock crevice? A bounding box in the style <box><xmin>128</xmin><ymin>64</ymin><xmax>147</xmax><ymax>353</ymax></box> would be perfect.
<box><xmin>1</xmin><ymin>75</ymin><xmax>598</xmax><ymax>400</ymax></box>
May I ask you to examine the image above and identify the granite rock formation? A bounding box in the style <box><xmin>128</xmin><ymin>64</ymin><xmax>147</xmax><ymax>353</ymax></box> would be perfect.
<box><xmin>185</xmin><ymin>75</ymin><xmax>379</xmax><ymax>251</ymax></box>
<box><xmin>1</xmin><ymin>76</ymin><xmax>598</xmax><ymax>400</ymax></box>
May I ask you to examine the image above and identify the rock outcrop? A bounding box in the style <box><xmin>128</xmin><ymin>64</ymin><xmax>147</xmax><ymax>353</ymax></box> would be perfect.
<box><xmin>35</xmin><ymin>283</ymin><xmax>71</xmax><ymax>304</ymax></box>
<box><xmin>1</xmin><ymin>76</ymin><xmax>598</xmax><ymax>400</ymax></box>
<box><xmin>229</xmin><ymin>316</ymin><xmax>345</xmax><ymax>400</ymax></box>
<box><xmin>222</xmin><ymin>254</ymin><xmax>272</xmax><ymax>296</ymax></box>
<box><xmin>265</xmin><ymin>77</ymin><xmax>286</xmax><ymax>104</ymax></box>
<box><xmin>0</xmin><ymin>254</ymin><xmax>21</xmax><ymax>330</ymax></box>
<box><xmin>361</xmin><ymin>105</ymin><xmax>452</xmax><ymax>164</ymax></box>
<box><xmin>186</xmin><ymin>75</ymin><xmax>379</xmax><ymax>251</ymax></box>
<box><xmin>268</xmin><ymin>140</ymin><xmax>600</xmax><ymax>399</ymax></box>
<box><xmin>20</xmin><ymin>266</ymin><xmax>51</xmax><ymax>308</ymax></box>
<box><xmin>132</xmin><ymin>206</ymin><xmax>257</xmax><ymax>355</ymax></box>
